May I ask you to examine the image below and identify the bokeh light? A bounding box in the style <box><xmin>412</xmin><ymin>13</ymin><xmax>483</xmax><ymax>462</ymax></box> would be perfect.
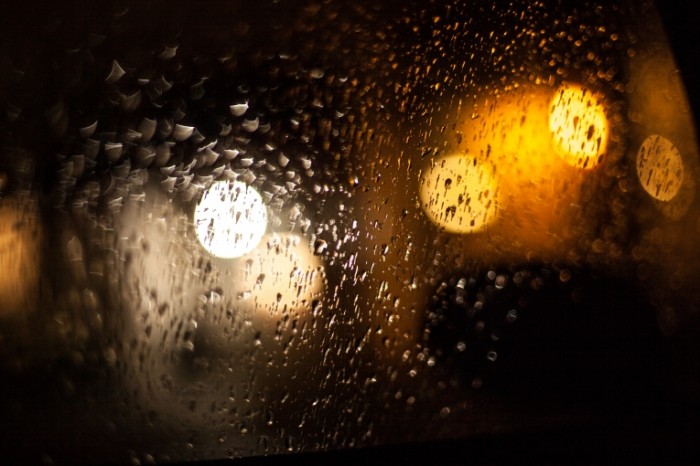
<box><xmin>235</xmin><ymin>233</ymin><xmax>325</xmax><ymax>314</ymax></box>
<box><xmin>419</xmin><ymin>154</ymin><xmax>499</xmax><ymax>234</ymax></box>
<box><xmin>194</xmin><ymin>180</ymin><xmax>267</xmax><ymax>259</ymax></box>
<box><xmin>549</xmin><ymin>83</ymin><xmax>609</xmax><ymax>169</ymax></box>
<box><xmin>636</xmin><ymin>135</ymin><xmax>685</xmax><ymax>202</ymax></box>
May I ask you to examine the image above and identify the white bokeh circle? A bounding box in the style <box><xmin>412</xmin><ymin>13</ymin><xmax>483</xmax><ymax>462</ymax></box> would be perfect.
<box><xmin>194</xmin><ymin>180</ymin><xmax>267</xmax><ymax>258</ymax></box>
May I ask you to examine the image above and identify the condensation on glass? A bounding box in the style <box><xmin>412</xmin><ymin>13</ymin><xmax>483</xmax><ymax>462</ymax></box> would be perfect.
<box><xmin>0</xmin><ymin>0</ymin><xmax>697</xmax><ymax>463</ymax></box>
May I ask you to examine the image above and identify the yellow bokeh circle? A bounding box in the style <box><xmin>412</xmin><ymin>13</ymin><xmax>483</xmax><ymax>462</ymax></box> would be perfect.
<box><xmin>419</xmin><ymin>154</ymin><xmax>499</xmax><ymax>234</ymax></box>
<box><xmin>636</xmin><ymin>135</ymin><xmax>685</xmax><ymax>202</ymax></box>
<box><xmin>549</xmin><ymin>84</ymin><xmax>609</xmax><ymax>169</ymax></box>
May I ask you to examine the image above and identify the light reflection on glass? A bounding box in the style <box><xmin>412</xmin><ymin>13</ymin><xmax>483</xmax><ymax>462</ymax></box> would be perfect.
<box><xmin>636</xmin><ymin>135</ymin><xmax>685</xmax><ymax>202</ymax></box>
<box><xmin>194</xmin><ymin>180</ymin><xmax>268</xmax><ymax>259</ymax></box>
<box><xmin>419</xmin><ymin>154</ymin><xmax>499</xmax><ymax>234</ymax></box>
<box><xmin>434</xmin><ymin>85</ymin><xmax>599</xmax><ymax>260</ymax></box>
<box><xmin>549</xmin><ymin>83</ymin><xmax>609</xmax><ymax>170</ymax></box>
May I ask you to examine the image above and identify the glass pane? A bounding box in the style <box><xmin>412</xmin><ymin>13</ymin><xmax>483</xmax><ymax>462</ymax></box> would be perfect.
<box><xmin>1</xmin><ymin>0</ymin><xmax>698</xmax><ymax>463</ymax></box>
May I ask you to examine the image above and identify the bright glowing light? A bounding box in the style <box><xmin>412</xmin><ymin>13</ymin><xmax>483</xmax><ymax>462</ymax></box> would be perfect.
<box><xmin>549</xmin><ymin>83</ymin><xmax>609</xmax><ymax>169</ymax></box>
<box><xmin>419</xmin><ymin>154</ymin><xmax>499</xmax><ymax>234</ymax></box>
<box><xmin>238</xmin><ymin>233</ymin><xmax>325</xmax><ymax>313</ymax></box>
<box><xmin>636</xmin><ymin>135</ymin><xmax>685</xmax><ymax>202</ymax></box>
<box><xmin>194</xmin><ymin>180</ymin><xmax>267</xmax><ymax>258</ymax></box>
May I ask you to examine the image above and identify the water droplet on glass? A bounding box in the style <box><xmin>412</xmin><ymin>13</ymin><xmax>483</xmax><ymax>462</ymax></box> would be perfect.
<box><xmin>158</xmin><ymin>45</ymin><xmax>178</xmax><ymax>60</ymax></box>
<box><xmin>495</xmin><ymin>274</ymin><xmax>508</xmax><ymax>289</ymax></box>
<box><xmin>79</xmin><ymin>121</ymin><xmax>98</xmax><ymax>139</ymax></box>
<box><xmin>242</xmin><ymin>117</ymin><xmax>259</xmax><ymax>133</ymax></box>
<box><xmin>309</xmin><ymin>68</ymin><xmax>325</xmax><ymax>79</ymax></box>
<box><xmin>230</xmin><ymin>102</ymin><xmax>249</xmax><ymax>117</ymax></box>
<box><xmin>105</xmin><ymin>59</ymin><xmax>125</xmax><ymax>84</ymax></box>
<box><xmin>173</xmin><ymin>124</ymin><xmax>195</xmax><ymax>141</ymax></box>
<box><xmin>313</xmin><ymin>239</ymin><xmax>328</xmax><ymax>255</ymax></box>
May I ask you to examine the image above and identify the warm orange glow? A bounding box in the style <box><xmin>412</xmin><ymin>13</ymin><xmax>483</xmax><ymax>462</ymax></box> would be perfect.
<box><xmin>463</xmin><ymin>87</ymin><xmax>558</xmax><ymax>177</ymax></box>
<box><xmin>419</xmin><ymin>154</ymin><xmax>499</xmax><ymax>234</ymax></box>
<box><xmin>636</xmin><ymin>135</ymin><xmax>685</xmax><ymax>202</ymax></box>
<box><xmin>549</xmin><ymin>83</ymin><xmax>609</xmax><ymax>169</ymax></box>
<box><xmin>235</xmin><ymin>233</ymin><xmax>326</xmax><ymax>314</ymax></box>
<box><xmin>0</xmin><ymin>199</ymin><xmax>41</xmax><ymax>318</ymax></box>
<box><xmin>437</xmin><ymin>84</ymin><xmax>601</xmax><ymax>260</ymax></box>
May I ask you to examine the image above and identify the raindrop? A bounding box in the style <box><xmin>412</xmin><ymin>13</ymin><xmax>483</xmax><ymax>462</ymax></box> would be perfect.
<box><xmin>160</xmin><ymin>164</ymin><xmax>176</xmax><ymax>176</ymax></box>
<box><xmin>154</xmin><ymin>143</ymin><xmax>172</xmax><ymax>166</ymax></box>
<box><xmin>559</xmin><ymin>269</ymin><xmax>572</xmax><ymax>283</ymax></box>
<box><xmin>239</xmin><ymin>157</ymin><xmax>254</xmax><ymax>167</ymax></box>
<box><xmin>173</xmin><ymin>124</ymin><xmax>195</xmax><ymax>141</ymax></box>
<box><xmin>138</xmin><ymin>118</ymin><xmax>157</xmax><ymax>143</ymax></box>
<box><xmin>104</xmin><ymin>142</ymin><xmax>123</xmax><ymax>162</ymax></box>
<box><xmin>159</xmin><ymin>45</ymin><xmax>178</xmax><ymax>60</ymax></box>
<box><xmin>309</xmin><ymin>68</ymin><xmax>325</xmax><ymax>79</ymax></box>
<box><xmin>220</xmin><ymin>123</ymin><xmax>232</xmax><ymax>136</ymax></box>
<box><xmin>313</xmin><ymin>239</ymin><xmax>328</xmax><ymax>255</ymax></box>
<box><xmin>83</xmin><ymin>139</ymin><xmax>100</xmax><ymax>160</ymax></box>
<box><xmin>6</xmin><ymin>103</ymin><xmax>22</xmax><ymax>121</ymax></box>
<box><xmin>136</xmin><ymin>147</ymin><xmax>155</xmax><ymax>167</ymax></box>
<box><xmin>223</xmin><ymin>149</ymin><xmax>240</xmax><ymax>160</ymax></box>
<box><xmin>121</xmin><ymin>90</ymin><xmax>142</xmax><ymax>111</ymax></box>
<box><xmin>46</xmin><ymin>101</ymin><xmax>66</xmax><ymax>132</ymax></box>
<box><xmin>181</xmin><ymin>341</ymin><xmax>194</xmax><ymax>351</ymax></box>
<box><xmin>105</xmin><ymin>59</ymin><xmax>125</xmax><ymax>84</ymax></box>
<box><xmin>242</xmin><ymin>117</ymin><xmax>260</xmax><ymax>133</ymax></box>
<box><xmin>157</xmin><ymin>118</ymin><xmax>174</xmax><ymax>139</ymax></box>
<box><xmin>230</xmin><ymin>102</ymin><xmax>249</xmax><ymax>117</ymax></box>
<box><xmin>161</xmin><ymin>176</ymin><xmax>177</xmax><ymax>191</ymax></box>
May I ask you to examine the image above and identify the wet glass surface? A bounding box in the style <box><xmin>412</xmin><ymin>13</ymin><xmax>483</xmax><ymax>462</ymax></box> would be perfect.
<box><xmin>0</xmin><ymin>0</ymin><xmax>699</xmax><ymax>464</ymax></box>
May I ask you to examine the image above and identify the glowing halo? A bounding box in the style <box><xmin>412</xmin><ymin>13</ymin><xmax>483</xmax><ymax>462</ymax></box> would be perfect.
<box><xmin>549</xmin><ymin>83</ymin><xmax>609</xmax><ymax>169</ymax></box>
<box><xmin>194</xmin><ymin>180</ymin><xmax>267</xmax><ymax>258</ymax></box>
<box><xmin>419</xmin><ymin>154</ymin><xmax>499</xmax><ymax>234</ymax></box>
